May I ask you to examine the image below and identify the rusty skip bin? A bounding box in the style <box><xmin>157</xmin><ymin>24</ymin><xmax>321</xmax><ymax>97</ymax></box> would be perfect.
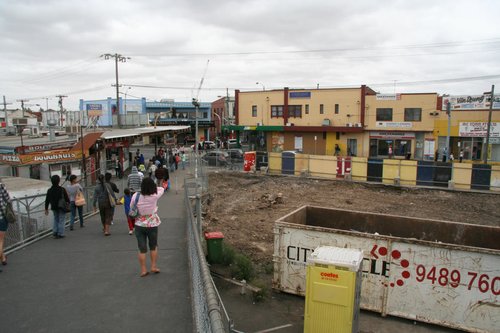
<box><xmin>272</xmin><ymin>205</ymin><xmax>500</xmax><ymax>333</ymax></box>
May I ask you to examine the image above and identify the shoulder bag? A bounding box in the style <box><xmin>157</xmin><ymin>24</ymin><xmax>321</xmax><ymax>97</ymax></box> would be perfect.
<box><xmin>58</xmin><ymin>188</ymin><xmax>71</xmax><ymax>212</ymax></box>
<box><xmin>128</xmin><ymin>193</ymin><xmax>140</xmax><ymax>218</ymax></box>
<box><xmin>5</xmin><ymin>201</ymin><xmax>16</xmax><ymax>224</ymax></box>
<box><xmin>75</xmin><ymin>189</ymin><xmax>86</xmax><ymax>207</ymax></box>
<box><xmin>104</xmin><ymin>183</ymin><xmax>116</xmax><ymax>208</ymax></box>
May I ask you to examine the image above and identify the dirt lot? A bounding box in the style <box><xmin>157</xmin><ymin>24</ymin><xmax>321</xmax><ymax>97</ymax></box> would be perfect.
<box><xmin>203</xmin><ymin>172</ymin><xmax>499</xmax><ymax>332</ymax></box>
<box><xmin>204</xmin><ymin>171</ymin><xmax>500</xmax><ymax>266</ymax></box>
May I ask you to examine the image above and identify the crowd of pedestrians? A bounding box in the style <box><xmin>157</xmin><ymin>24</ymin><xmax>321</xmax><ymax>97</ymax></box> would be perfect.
<box><xmin>0</xmin><ymin>146</ymin><xmax>183</xmax><ymax>276</ymax></box>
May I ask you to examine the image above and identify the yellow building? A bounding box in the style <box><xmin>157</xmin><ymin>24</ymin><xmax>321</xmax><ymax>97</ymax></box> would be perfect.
<box><xmin>234</xmin><ymin>86</ymin><xmax>374</xmax><ymax>156</ymax></box>
<box><xmin>230</xmin><ymin>87</ymin><xmax>500</xmax><ymax>162</ymax></box>
<box><xmin>434</xmin><ymin>93</ymin><xmax>500</xmax><ymax>162</ymax></box>
<box><xmin>365</xmin><ymin>93</ymin><xmax>438</xmax><ymax>160</ymax></box>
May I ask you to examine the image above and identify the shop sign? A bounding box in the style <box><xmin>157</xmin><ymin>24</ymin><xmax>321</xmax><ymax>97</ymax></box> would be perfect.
<box><xmin>290</xmin><ymin>92</ymin><xmax>311</xmax><ymax>99</ymax></box>
<box><xmin>105</xmin><ymin>141</ymin><xmax>129</xmax><ymax>148</ymax></box>
<box><xmin>0</xmin><ymin>150</ymin><xmax>82</xmax><ymax>165</ymax></box>
<box><xmin>376</xmin><ymin>122</ymin><xmax>412</xmax><ymax>129</ymax></box>
<box><xmin>459</xmin><ymin>122</ymin><xmax>499</xmax><ymax>137</ymax></box>
<box><xmin>443</xmin><ymin>94</ymin><xmax>500</xmax><ymax>110</ymax></box>
<box><xmin>370</xmin><ymin>132</ymin><xmax>415</xmax><ymax>139</ymax></box>
<box><xmin>86</xmin><ymin>103</ymin><xmax>104</xmax><ymax>116</ymax></box>
<box><xmin>23</xmin><ymin>141</ymin><xmax>76</xmax><ymax>153</ymax></box>
<box><xmin>0</xmin><ymin>154</ymin><xmax>21</xmax><ymax>164</ymax></box>
<box><xmin>376</xmin><ymin>94</ymin><xmax>401</xmax><ymax>101</ymax></box>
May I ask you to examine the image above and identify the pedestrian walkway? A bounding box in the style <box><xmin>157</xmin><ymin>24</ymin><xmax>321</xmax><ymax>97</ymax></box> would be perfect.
<box><xmin>0</xmin><ymin>169</ymin><xmax>193</xmax><ymax>333</ymax></box>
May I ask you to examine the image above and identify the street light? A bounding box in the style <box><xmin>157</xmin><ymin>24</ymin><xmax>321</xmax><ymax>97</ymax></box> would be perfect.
<box><xmin>101</xmin><ymin>53</ymin><xmax>131</xmax><ymax>128</ymax></box>
<box><xmin>256</xmin><ymin>82</ymin><xmax>265</xmax><ymax>91</ymax></box>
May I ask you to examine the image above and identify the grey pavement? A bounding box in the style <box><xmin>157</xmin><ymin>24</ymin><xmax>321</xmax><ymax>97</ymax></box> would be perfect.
<box><xmin>0</xmin><ymin>168</ymin><xmax>193</xmax><ymax>333</ymax></box>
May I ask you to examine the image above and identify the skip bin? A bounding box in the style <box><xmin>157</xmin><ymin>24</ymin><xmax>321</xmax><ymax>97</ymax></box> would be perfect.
<box><xmin>273</xmin><ymin>205</ymin><xmax>500</xmax><ymax>333</ymax></box>
<box><xmin>205</xmin><ymin>231</ymin><xmax>224</xmax><ymax>264</ymax></box>
<box><xmin>304</xmin><ymin>246</ymin><xmax>363</xmax><ymax>333</ymax></box>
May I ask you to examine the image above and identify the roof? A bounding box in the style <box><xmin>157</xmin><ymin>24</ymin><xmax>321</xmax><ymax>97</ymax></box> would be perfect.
<box><xmin>100</xmin><ymin>126</ymin><xmax>191</xmax><ymax>140</ymax></box>
<box><xmin>71</xmin><ymin>131</ymin><xmax>104</xmax><ymax>152</ymax></box>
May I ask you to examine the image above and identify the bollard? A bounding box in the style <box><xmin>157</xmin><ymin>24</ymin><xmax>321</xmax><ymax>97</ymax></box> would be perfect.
<box><xmin>240</xmin><ymin>279</ymin><xmax>247</xmax><ymax>295</ymax></box>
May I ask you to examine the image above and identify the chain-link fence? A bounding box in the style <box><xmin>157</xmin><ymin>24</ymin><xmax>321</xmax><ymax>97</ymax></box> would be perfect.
<box><xmin>4</xmin><ymin>186</ymin><xmax>96</xmax><ymax>253</ymax></box>
<box><xmin>184</xmin><ymin>155</ymin><xmax>233</xmax><ymax>333</ymax></box>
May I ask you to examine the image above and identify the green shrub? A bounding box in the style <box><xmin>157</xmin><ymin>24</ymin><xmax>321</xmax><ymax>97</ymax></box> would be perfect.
<box><xmin>231</xmin><ymin>253</ymin><xmax>255</xmax><ymax>281</ymax></box>
<box><xmin>221</xmin><ymin>243</ymin><xmax>236</xmax><ymax>266</ymax></box>
<box><xmin>252</xmin><ymin>280</ymin><xmax>268</xmax><ymax>303</ymax></box>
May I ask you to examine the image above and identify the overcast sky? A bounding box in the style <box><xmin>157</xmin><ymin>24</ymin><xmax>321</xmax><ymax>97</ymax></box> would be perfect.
<box><xmin>1</xmin><ymin>0</ymin><xmax>500</xmax><ymax>111</ymax></box>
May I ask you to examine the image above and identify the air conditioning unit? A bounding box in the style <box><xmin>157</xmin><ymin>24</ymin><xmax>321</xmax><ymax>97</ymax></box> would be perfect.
<box><xmin>286</xmin><ymin>122</ymin><xmax>294</xmax><ymax>126</ymax></box>
<box><xmin>346</xmin><ymin>123</ymin><xmax>353</xmax><ymax>127</ymax></box>
<box><xmin>355</xmin><ymin>123</ymin><xmax>362</xmax><ymax>127</ymax></box>
<box><xmin>257</xmin><ymin>122</ymin><xmax>262</xmax><ymax>126</ymax></box>
<box><xmin>321</xmin><ymin>119</ymin><xmax>331</xmax><ymax>126</ymax></box>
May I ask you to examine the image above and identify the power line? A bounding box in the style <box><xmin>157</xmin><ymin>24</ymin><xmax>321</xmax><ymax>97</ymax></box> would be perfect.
<box><xmin>123</xmin><ymin>74</ymin><xmax>500</xmax><ymax>92</ymax></box>
<box><xmin>127</xmin><ymin>38</ymin><xmax>500</xmax><ymax>57</ymax></box>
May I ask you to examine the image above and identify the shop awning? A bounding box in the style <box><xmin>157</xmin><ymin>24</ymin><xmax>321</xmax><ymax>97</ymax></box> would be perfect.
<box><xmin>71</xmin><ymin>132</ymin><xmax>103</xmax><ymax>152</ymax></box>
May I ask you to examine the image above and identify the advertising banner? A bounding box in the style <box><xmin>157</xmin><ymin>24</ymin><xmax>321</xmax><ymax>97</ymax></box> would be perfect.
<box><xmin>443</xmin><ymin>94</ymin><xmax>500</xmax><ymax>110</ymax></box>
<box><xmin>459</xmin><ymin>122</ymin><xmax>500</xmax><ymax>137</ymax></box>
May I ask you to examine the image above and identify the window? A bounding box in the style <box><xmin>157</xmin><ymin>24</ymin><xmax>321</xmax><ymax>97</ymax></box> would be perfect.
<box><xmin>252</xmin><ymin>105</ymin><xmax>257</xmax><ymax>117</ymax></box>
<box><xmin>305</xmin><ymin>104</ymin><xmax>309</xmax><ymax>114</ymax></box>
<box><xmin>376</xmin><ymin>108</ymin><xmax>393</xmax><ymax>121</ymax></box>
<box><xmin>404</xmin><ymin>108</ymin><xmax>422</xmax><ymax>121</ymax></box>
<box><xmin>288</xmin><ymin>105</ymin><xmax>302</xmax><ymax>118</ymax></box>
<box><xmin>335</xmin><ymin>104</ymin><xmax>339</xmax><ymax>114</ymax></box>
<box><xmin>336</xmin><ymin>132</ymin><xmax>340</xmax><ymax>140</ymax></box>
<box><xmin>320</xmin><ymin>104</ymin><xmax>324</xmax><ymax>114</ymax></box>
<box><xmin>271</xmin><ymin>105</ymin><xmax>284</xmax><ymax>118</ymax></box>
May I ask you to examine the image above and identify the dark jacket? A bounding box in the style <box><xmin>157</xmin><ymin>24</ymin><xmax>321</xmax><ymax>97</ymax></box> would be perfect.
<box><xmin>45</xmin><ymin>186</ymin><xmax>69</xmax><ymax>211</ymax></box>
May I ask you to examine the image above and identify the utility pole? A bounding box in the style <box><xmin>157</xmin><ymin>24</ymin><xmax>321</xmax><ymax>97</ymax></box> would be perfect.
<box><xmin>101</xmin><ymin>53</ymin><xmax>130</xmax><ymax>128</ymax></box>
<box><xmin>445</xmin><ymin>102</ymin><xmax>451</xmax><ymax>162</ymax></box>
<box><xmin>3</xmin><ymin>96</ymin><xmax>11</xmax><ymax>128</ymax></box>
<box><xmin>483</xmin><ymin>85</ymin><xmax>495</xmax><ymax>164</ymax></box>
<box><xmin>56</xmin><ymin>95</ymin><xmax>67</xmax><ymax>127</ymax></box>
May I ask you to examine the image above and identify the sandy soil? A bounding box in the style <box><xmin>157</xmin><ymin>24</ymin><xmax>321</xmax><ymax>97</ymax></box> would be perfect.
<box><xmin>204</xmin><ymin>171</ymin><xmax>500</xmax><ymax>267</ymax></box>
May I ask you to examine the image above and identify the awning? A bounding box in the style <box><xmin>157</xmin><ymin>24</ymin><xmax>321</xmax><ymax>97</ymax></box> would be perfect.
<box><xmin>71</xmin><ymin>132</ymin><xmax>103</xmax><ymax>152</ymax></box>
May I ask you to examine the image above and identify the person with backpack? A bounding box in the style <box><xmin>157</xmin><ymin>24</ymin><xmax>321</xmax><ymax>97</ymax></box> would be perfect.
<box><xmin>44</xmin><ymin>175</ymin><xmax>70</xmax><ymax>239</ymax></box>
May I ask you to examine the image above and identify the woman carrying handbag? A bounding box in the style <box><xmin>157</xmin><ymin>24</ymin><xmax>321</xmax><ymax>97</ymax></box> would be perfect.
<box><xmin>93</xmin><ymin>174</ymin><xmax>117</xmax><ymax>236</ymax></box>
<box><xmin>66</xmin><ymin>175</ymin><xmax>85</xmax><ymax>230</ymax></box>
<box><xmin>44</xmin><ymin>175</ymin><xmax>70</xmax><ymax>239</ymax></box>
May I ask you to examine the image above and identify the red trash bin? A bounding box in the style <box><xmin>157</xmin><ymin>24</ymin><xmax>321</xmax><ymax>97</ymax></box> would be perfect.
<box><xmin>244</xmin><ymin>151</ymin><xmax>256</xmax><ymax>172</ymax></box>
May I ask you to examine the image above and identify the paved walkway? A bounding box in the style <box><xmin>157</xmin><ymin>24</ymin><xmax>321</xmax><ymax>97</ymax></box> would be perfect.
<box><xmin>0</xmin><ymin>169</ymin><xmax>193</xmax><ymax>333</ymax></box>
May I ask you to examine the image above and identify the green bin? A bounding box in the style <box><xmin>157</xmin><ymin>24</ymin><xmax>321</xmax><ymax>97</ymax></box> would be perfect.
<box><xmin>205</xmin><ymin>231</ymin><xmax>224</xmax><ymax>264</ymax></box>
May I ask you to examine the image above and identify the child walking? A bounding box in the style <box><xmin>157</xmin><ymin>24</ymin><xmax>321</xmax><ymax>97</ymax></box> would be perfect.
<box><xmin>123</xmin><ymin>188</ymin><xmax>134</xmax><ymax>235</ymax></box>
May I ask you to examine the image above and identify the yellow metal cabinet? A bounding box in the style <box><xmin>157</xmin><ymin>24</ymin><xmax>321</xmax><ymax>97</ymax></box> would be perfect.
<box><xmin>304</xmin><ymin>246</ymin><xmax>363</xmax><ymax>333</ymax></box>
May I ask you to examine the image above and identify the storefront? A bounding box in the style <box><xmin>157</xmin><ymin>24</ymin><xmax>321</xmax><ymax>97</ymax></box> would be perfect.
<box><xmin>0</xmin><ymin>149</ymin><xmax>86</xmax><ymax>181</ymax></box>
<box><xmin>369</xmin><ymin>131</ymin><xmax>415</xmax><ymax>158</ymax></box>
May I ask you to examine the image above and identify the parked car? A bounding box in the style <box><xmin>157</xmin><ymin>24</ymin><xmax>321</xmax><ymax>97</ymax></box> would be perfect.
<box><xmin>191</xmin><ymin>140</ymin><xmax>216</xmax><ymax>150</ymax></box>
<box><xmin>201</xmin><ymin>151</ymin><xmax>230</xmax><ymax>166</ymax></box>
<box><xmin>226</xmin><ymin>149</ymin><xmax>244</xmax><ymax>162</ymax></box>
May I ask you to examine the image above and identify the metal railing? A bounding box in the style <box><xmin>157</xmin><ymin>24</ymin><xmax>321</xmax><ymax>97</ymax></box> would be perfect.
<box><xmin>4</xmin><ymin>187</ymin><xmax>96</xmax><ymax>253</ymax></box>
<box><xmin>184</xmin><ymin>155</ymin><xmax>232</xmax><ymax>332</ymax></box>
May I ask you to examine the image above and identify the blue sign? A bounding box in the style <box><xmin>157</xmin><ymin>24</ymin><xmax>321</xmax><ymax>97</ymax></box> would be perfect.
<box><xmin>290</xmin><ymin>92</ymin><xmax>311</xmax><ymax>99</ymax></box>
<box><xmin>86</xmin><ymin>104</ymin><xmax>103</xmax><ymax>111</ymax></box>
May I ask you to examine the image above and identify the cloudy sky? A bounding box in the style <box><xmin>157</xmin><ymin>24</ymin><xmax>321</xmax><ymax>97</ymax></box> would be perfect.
<box><xmin>1</xmin><ymin>0</ymin><xmax>500</xmax><ymax>111</ymax></box>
